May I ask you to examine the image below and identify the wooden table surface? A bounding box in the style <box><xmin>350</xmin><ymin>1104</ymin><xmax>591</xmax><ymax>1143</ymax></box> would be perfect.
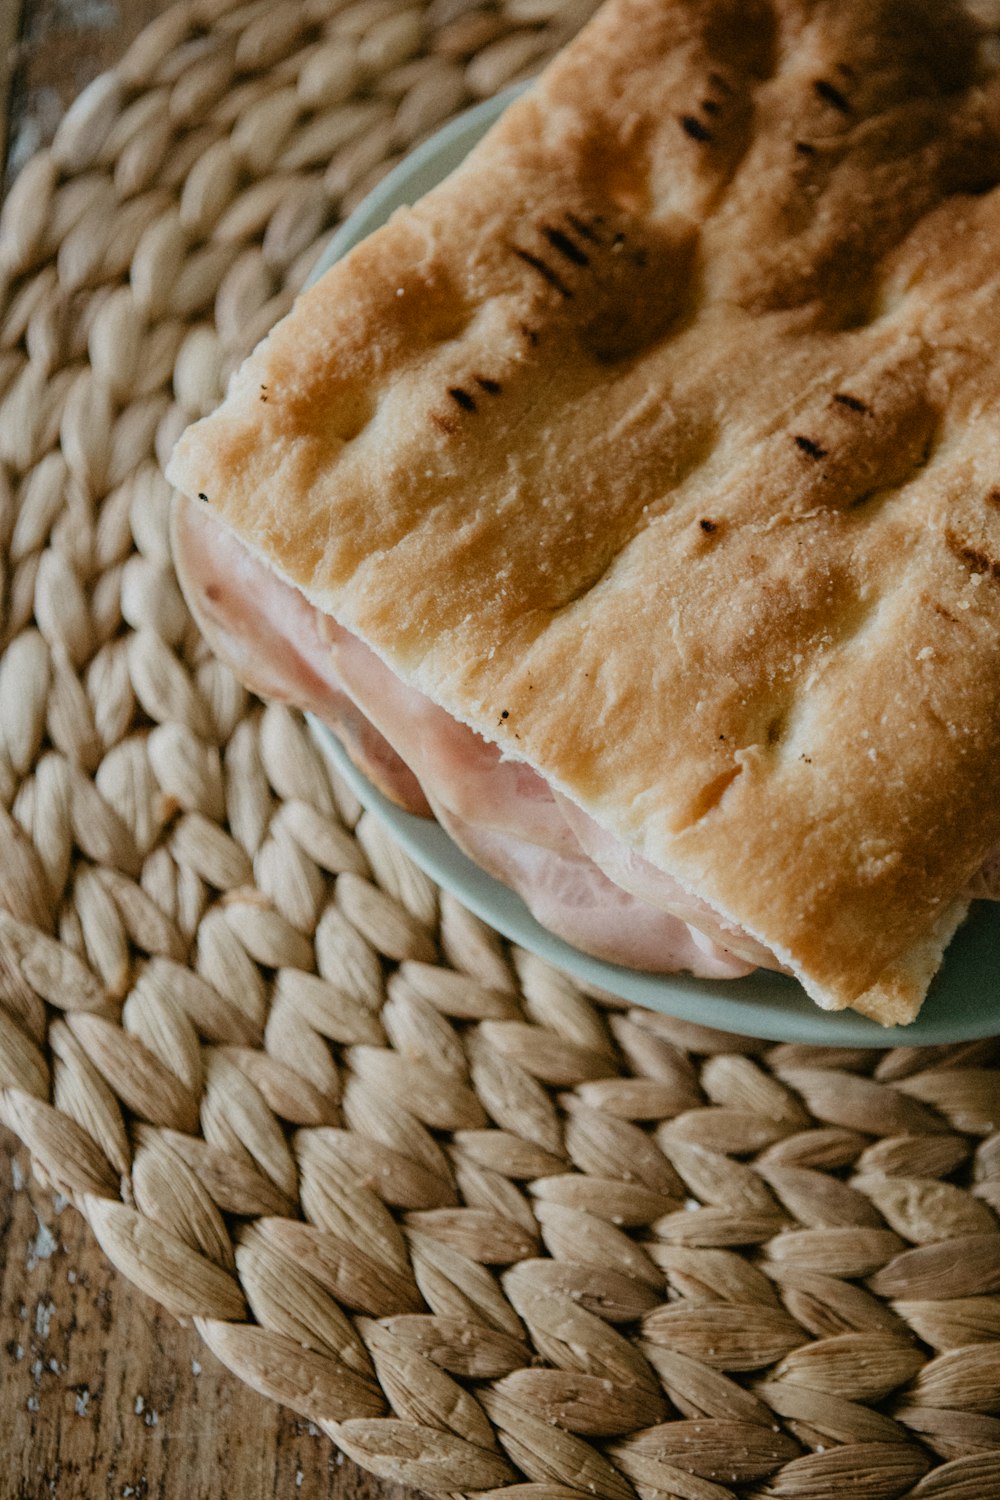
<box><xmin>0</xmin><ymin>6</ymin><xmax>409</xmax><ymax>1498</ymax></box>
<box><xmin>2</xmin><ymin>1135</ymin><xmax>412</xmax><ymax>1500</ymax></box>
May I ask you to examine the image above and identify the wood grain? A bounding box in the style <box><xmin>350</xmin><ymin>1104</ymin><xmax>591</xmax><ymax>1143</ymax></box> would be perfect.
<box><xmin>0</xmin><ymin>0</ymin><xmax>22</xmax><ymax>172</ymax></box>
<box><xmin>1</xmin><ymin>1133</ymin><xmax>413</xmax><ymax>1500</ymax></box>
<box><xmin>2</xmin><ymin>0</ymin><xmax>165</xmax><ymax>181</ymax></box>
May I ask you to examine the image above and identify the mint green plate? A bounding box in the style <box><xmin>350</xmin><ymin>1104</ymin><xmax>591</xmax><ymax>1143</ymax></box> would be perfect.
<box><xmin>306</xmin><ymin>93</ymin><xmax>999</xmax><ymax>1046</ymax></box>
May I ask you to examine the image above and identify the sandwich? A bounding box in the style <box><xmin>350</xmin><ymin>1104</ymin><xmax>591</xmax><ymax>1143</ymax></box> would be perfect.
<box><xmin>166</xmin><ymin>0</ymin><xmax>1000</xmax><ymax>1024</ymax></box>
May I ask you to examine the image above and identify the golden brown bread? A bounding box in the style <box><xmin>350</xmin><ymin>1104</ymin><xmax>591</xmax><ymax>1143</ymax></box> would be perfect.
<box><xmin>167</xmin><ymin>0</ymin><xmax>1000</xmax><ymax>1022</ymax></box>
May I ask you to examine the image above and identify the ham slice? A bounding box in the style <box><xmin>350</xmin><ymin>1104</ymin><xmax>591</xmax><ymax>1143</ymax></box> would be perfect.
<box><xmin>326</xmin><ymin>628</ymin><xmax>580</xmax><ymax>858</ymax></box>
<box><xmin>427</xmin><ymin>792</ymin><xmax>754</xmax><ymax>977</ymax></box>
<box><xmin>554</xmin><ymin>793</ymin><xmax>779</xmax><ymax>970</ymax></box>
<box><xmin>174</xmin><ymin>496</ymin><xmax>582</xmax><ymax>849</ymax></box>
<box><xmin>173</xmin><ymin>496</ymin><xmax>430</xmax><ymax>813</ymax></box>
<box><xmin>172</xmin><ymin>496</ymin><xmax>996</xmax><ymax>978</ymax></box>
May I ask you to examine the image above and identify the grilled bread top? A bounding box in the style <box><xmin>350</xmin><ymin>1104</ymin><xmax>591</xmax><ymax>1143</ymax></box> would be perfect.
<box><xmin>168</xmin><ymin>0</ymin><xmax>1000</xmax><ymax>1019</ymax></box>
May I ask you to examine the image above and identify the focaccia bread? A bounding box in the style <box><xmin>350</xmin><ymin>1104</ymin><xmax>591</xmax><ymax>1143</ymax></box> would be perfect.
<box><xmin>168</xmin><ymin>0</ymin><xmax>1000</xmax><ymax>1023</ymax></box>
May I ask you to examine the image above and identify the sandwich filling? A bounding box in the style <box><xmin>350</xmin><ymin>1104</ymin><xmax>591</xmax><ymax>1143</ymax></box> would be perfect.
<box><xmin>174</xmin><ymin>495</ymin><xmax>766</xmax><ymax>977</ymax></box>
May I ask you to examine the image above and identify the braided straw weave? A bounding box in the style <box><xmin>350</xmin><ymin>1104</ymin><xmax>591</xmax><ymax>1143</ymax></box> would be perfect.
<box><xmin>3</xmin><ymin>0</ymin><xmax>1000</xmax><ymax>1493</ymax></box>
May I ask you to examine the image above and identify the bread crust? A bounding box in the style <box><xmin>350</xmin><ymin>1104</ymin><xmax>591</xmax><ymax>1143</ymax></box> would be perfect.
<box><xmin>168</xmin><ymin>0</ymin><xmax>1000</xmax><ymax>1020</ymax></box>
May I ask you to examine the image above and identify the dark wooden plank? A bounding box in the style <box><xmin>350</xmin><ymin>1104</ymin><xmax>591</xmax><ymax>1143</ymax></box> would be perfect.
<box><xmin>0</xmin><ymin>0</ymin><xmax>22</xmax><ymax>172</ymax></box>
<box><xmin>2</xmin><ymin>1131</ymin><xmax>413</xmax><ymax>1499</ymax></box>
<box><xmin>3</xmin><ymin>0</ymin><xmax>166</xmax><ymax>180</ymax></box>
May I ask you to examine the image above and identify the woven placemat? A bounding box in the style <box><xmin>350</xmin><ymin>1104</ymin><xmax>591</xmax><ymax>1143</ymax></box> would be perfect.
<box><xmin>2</xmin><ymin>1</ymin><xmax>1000</xmax><ymax>1494</ymax></box>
